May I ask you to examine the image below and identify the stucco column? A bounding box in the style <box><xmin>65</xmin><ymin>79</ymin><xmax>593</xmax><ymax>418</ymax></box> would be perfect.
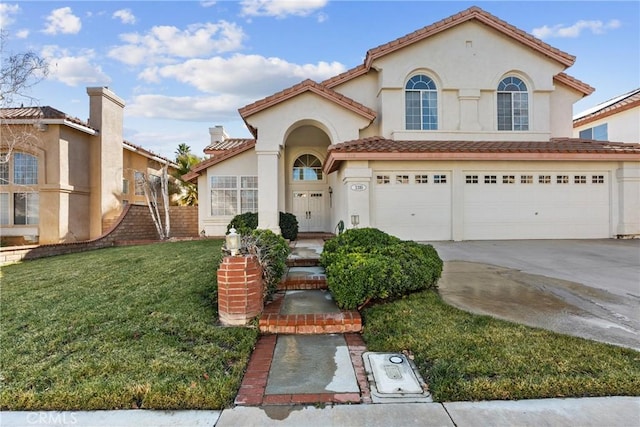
<box><xmin>342</xmin><ymin>166</ymin><xmax>372</xmax><ymax>229</ymax></box>
<box><xmin>616</xmin><ymin>164</ymin><xmax>640</xmax><ymax>237</ymax></box>
<box><xmin>257</xmin><ymin>149</ymin><xmax>281</xmax><ymax>234</ymax></box>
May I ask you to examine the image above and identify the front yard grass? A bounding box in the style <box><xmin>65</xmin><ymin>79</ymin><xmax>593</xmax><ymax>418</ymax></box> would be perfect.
<box><xmin>0</xmin><ymin>240</ymin><xmax>258</xmax><ymax>410</ymax></box>
<box><xmin>363</xmin><ymin>290</ymin><xmax>640</xmax><ymax>402</ymax></box>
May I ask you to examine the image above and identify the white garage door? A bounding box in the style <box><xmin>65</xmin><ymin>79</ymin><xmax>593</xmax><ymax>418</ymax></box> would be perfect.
<box><xmin>463</xmin><ymin>172</ymin><xmax>610</xmax><ymax>240</ymax></box>
<box><xmin>373</xmin><ymin>171</ymin><xmax>451</xmax><ymax>240</ymax></box>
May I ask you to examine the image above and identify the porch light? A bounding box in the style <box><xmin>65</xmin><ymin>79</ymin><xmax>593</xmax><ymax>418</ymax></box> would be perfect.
<box><xmin>351</xmin><ymin>215</ymin><xmax>360</xmax><ymax>228</ymax></box>
<box><xmin>226</xmin><ymin>228</ymin><xmax>241</xmax><ymax>256</ymax></box>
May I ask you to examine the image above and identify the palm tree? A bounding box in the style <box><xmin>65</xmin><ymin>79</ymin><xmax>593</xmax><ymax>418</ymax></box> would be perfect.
<box><xmin>172</xmin><ymin>143</ymin><xmax>201</xmax><ymax>206</ymax></box>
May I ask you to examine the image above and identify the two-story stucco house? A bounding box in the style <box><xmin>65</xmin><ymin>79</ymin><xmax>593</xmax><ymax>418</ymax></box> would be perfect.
<box><xmin>0</xmin><ymin>87</ymin><xmax>177</xmax><ymax>246</ymax></box>
<box><xmin>186</xmin><ymin>6</ymin><xmax>640</xmax><ymax>241</ymax></box>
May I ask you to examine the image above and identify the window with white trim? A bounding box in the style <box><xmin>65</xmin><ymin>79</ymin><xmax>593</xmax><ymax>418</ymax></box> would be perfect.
<box><xmin>574</xmin><ymin>175</ymin><xmax>587</xmax><ymax>184</ymax></box>
<box><xmin>434</xmin><ymin>174</ymin><xmax>447</xmax><ymax>184</ymax></box>
<box><xmin>134</xmin><ymin>171</ymin><xmax>145</xmax><ymax>195</ymax></box>
<box><xmin>293</xmin><ymin>154</ymin><xmax>323</xmax><ymax>181</ymax></box>
<box><xmin>497</xmin><ymin>76</ymin><xmax>529</xmax><ymax>131</ymax></box>
<box><xmin>376</xmin><ymin>175</ymin><xmax>390</xmax><ymax>184</ymax></box>
<box><xmin>0</xmin><ymin>193</ymin><xmax>8</xmax><ymax>225</ymax></box>
<box><xmin>13</xmin><ymin>192</ymin><xmax>39</xmax><ymax>225</ymax></box>
<box><xmin>579</xmin><ymin>123</ymin><xmax>608</xmax><ymax>141</ymax></box>
<box><xmin>521</xmin><ymin>175</ymin><xmax>533</xmax><ymax>184</ymax></box>
<box><xmin>13</xmin><ymin>153</ymin><xmax>38</xmax><ymax>185</ymax></box>
<box><xmin>405</xmin><ymin>75</ymin><xmax>438</xmax><ymax>130</ymax></box>
<box><xmin>0</xmin><ymin>159</ymin><xmax>8</xmax><ymax>185</ymax></box>
<box><xmin>592</xmin><ymin>175</ymin><xmax>605</xmax><ymax>184</ymax></box>
<box><xmin>538</xmin><ymin>175</ymin><xmax>551</xmax><ymax>184</ymax></box>
<box><xmin>396</xmin><ymin>175</ymin><xmax>409</xmax><ymax>184</ymax></box>
<box><xmin>557</xmin><ymin>175</ymin><xmax>569</xmax><ymax>184</ymax></box>
<box><xmin>466</xmin><ymin>175</ymin><xmax>478</xmax><ymax>184</ymax></box>
<box><xmin>502</xmin><ymin>175</ymin><xmax>515</xmax><ymax>184</ymax></box>
<box><xmin>415</xmin><ymin>175</ymin><xmax>429</xmax><ymax>184</ymax></box>
<box><xmin>484</xmin><ymin>175</ymin><xmax>497</xmax><ymax>184</ymax></box>
<box><xmin>210</xmin><ymin>175</ymin><xmax>258</xmax><ymax>216</ymax></box>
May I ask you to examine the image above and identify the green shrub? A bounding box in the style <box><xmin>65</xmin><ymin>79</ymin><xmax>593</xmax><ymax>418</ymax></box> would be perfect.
<box><xmin>227</xmin><ymin>212</ymin><xmax>258</xmax><ymax>236</ymax></box>
<box><xmin>322</xmin><ymin>228</ymin><xmax>443</xmax><ymax>309</ymax></box>
<box><xmin>243</xmin><ymin>229</ymin><xmax>290</xmax><ymax>301</ymax></box>
<box><xmin>227</xmin><ymin>212</ymin><xmax>298</xmax><ymax>241</ymax></box>
<box><xmin>320</xmin><ymin>228</ymin><xmax>401</xmax><ymax>268</ymax></box>
<box><xmin>279</xmin><ymin>212</ymin><xmax>299</xmax><ymax>241</ymax></box>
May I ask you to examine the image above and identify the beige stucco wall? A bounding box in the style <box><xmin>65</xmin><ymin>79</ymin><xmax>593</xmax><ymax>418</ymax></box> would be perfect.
<box><xmin>199</xmin><ymin>149</ymin><xmax>258</xmax><ymax>237</ymax></box>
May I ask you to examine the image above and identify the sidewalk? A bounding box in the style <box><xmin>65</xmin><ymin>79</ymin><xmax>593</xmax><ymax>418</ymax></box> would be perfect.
<box><xmin>2</xmin><ymin>397</ymin><xmax>638</xmax><ymax>426</ymax></box>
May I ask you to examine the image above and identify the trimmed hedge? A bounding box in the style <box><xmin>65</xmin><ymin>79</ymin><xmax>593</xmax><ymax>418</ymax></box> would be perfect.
<box><xmin>227</xmin><ymin>212</ymin><xmax>298</xmax><ymax>241</ymax></box>
<box><xmin>322</xmin><ymin>228</ymin><xmax>443</xmax><ymax>310</ymax></box>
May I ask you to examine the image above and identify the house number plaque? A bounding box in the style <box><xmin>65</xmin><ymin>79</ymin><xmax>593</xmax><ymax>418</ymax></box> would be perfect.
<box><xmin>350</xmin><ymin>184</ymin><xmax>367</xmax><ymax>191</ymax></box>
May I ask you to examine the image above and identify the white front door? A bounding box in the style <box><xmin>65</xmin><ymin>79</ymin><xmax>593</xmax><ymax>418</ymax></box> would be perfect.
<box><xmin>293</xmin><ymin>191</ymin><xmax>325</xmax><ymax>232</ymax></box>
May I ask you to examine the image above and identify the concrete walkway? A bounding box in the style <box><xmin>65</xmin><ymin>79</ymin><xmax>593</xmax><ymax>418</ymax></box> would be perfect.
<box><xmin>3</xmin><ymin>397</ymin><xmax>638</xmax><ymax>426</ymax></box>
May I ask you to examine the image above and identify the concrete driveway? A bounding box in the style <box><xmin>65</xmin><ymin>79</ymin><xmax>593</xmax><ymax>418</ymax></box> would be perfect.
<box><xmin>428</xmin><ymin>240</ymin><xmax>640</xmax><ymax>351</ymax></box>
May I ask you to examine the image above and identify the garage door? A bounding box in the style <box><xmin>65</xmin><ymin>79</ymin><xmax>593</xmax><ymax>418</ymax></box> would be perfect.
<box><xmin>463</xmin><ymin>172</ymin><xmax>610</xmax><ymax>240</ymax></box>
<box><xmin>373</xmin><ymin>171</ymin><xmax>451</xmax><ymax>240</ymax></box>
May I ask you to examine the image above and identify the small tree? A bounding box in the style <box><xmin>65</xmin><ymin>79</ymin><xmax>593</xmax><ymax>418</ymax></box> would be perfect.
<box><xmin>1</xmin><ymin>30</ymin><xmax>49</xmax><ymax>164</ymax></box>
<box><xmin>172</xmin><ymin>143</ymin><xmax>201</xmax><ymax>206</ymax></box>
<box><xmin>136</xmin><ymin>166</ymin><xmax>171</xmax><ymax>240</ymax></box>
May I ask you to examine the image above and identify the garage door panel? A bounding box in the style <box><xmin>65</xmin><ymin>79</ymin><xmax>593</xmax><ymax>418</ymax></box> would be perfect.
<box><xmin>463</xmin><ymin>171</ymin><xmax>609</xmax><ymax>240</ymax></box>
<box><xmin>373</xmin><ymin>172</ymin><xmax>451</xmax><ymax>241</ymax></box>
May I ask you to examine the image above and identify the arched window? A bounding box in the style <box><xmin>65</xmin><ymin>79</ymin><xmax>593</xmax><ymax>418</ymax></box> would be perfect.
<box><xmin>405</xmin><ymin>75</ymin><xmax>438</xmax><ymax>130</ymax></box>
<box><xmin>292</xmin><ymin>154</ymin><xmax>323</xmax><ymax>181</ymax></box>
<box><xmin>497</xmin><ymin>76</ymin><xmax>529</xmax><ymax>131</ymax></box>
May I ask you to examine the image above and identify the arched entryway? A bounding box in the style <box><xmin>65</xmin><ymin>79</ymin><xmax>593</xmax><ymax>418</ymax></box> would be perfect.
<box><xmin>284</xmin><ymin>125</ymin><xmax>331</xmax><ymax>232</ymax></box>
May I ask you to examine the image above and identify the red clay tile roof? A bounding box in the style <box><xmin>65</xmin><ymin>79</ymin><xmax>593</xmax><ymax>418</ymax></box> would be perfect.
<box><xmin>324</xmin><ymin>6</ymin><xmax>579</xmax><ymax>91</ymax></box>
<box><xmin>325</xmin><ymin>137</ymin><xmax>640</xmax><ymax>173</ymax></box>
<box><xmin>184</xmin><ymin>139</ymin><xmax>257</xmax><ymax>183</ymax></box>
<box><xmin>553</xmin><ymin>73</ymin><xmax>595</xmax><ymax>97</ymax></box>
<box><xmin>0</xmin><ymin>106</ymin><xmax>95</xmax><ymax>130</ymax></box>
<box><xmin>573</xmin><ymin>88</ymin><xmax>640</xmax><ymax>128</ymax></box>
<box><xmin>204</xmin><ymin>138</ymin><xmax>255</xmax><ymax>154</ymax></box>
<box><xmin>238</xmin><ymin>79</ymin><xmax>377</xmax><ymax>122</ymax></box>
<box><xmin>365</xmin><ymin>6</ymin><xmax>575</xmax><ymax>69</ymax></box>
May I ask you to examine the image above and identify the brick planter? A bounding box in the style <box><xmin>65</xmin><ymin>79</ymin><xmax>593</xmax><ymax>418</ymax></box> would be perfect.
<box><xmin>217</xmin><ymin>255</ymin><xmax>264</xmax><ymax>326</ymax></box>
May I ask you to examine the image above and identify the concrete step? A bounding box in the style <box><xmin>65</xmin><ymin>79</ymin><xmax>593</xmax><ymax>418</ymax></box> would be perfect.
<box><xmin>259</xmin><ymin>291</ymin><xmax>362</xmax><ymax>334</ymax></box>
<box><xmin>279</xmin><ymin>266</ymin><xmax>327</xmax><ymax>290</ymax></box>
<box><xmin>286</xmin><ymin>258</ymin><xmax>320</xmax><ymax>267</ymax></box>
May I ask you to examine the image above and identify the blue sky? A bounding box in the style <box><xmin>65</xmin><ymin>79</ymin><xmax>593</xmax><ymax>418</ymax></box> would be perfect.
<box><xmin>1</xmin><ymin>1</ymin><xmax>638</xmax><ymax>159</ymax></box>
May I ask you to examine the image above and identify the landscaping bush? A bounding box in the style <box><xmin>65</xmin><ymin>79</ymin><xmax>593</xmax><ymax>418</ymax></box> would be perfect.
<box><xmin>279</xmin><ymin>212</ymin><xmax>299</xmax><ymax>241</ymax></box>
<box><xmin>227</xmin><ymin>212</ymin><xmax>258</xmax><ymax>236</ymax></box>
<box><xmin>322</xmin><ymin>228</ymin><xmax>442</xmax><ymax>309</ymax></box>
<box><xmin>242</xmin><ymin>229</ymin><xmax>290</xmax><ymax>301</ymax></box>
<box><xmin>320</xmin><ymin>227</ymin><xmax>401</xmax><ymax>268</ymax></box>
<box><xmin>226</xmin><ymin>212</ymin><xmax>298</xmax><ymax>241</ymax></box>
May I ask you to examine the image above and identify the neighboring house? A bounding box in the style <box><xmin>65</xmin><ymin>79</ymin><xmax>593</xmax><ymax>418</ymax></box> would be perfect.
<box><xmin>573</xmin><ymin>88</ymin><xmax>640</xmax><ymax>143</ymax></box>
<box><xmin>185</xmin><ymin>6</ymin><xmax>640</xmax><ymax>241</ymax></box>
<box><xmin>0</xmin><ymin>87</ymin><xmax>177</xmax><ymax>246</ymax></box>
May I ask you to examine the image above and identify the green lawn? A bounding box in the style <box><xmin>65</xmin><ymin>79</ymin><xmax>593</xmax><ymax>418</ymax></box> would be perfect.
<box><xmin>0</xmin><ymin>240</ymin><xmax>258</xmax><ymax>410</ymax></box>
<box><xmin>362</xmin><ymin>290</ymin><xmax>640</xmax><ymax>402</ymax></box>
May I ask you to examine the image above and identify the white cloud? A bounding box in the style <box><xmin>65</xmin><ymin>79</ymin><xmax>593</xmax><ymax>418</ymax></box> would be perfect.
<box><xmin>108</xmin><ymin>21</ymin><xmax>245</xmax><ymax>65</ymax></box>
<box><xmin>317</xmin><ymin>12</ymin><xmax>328</xmax><ymax>23</ymax></box>
<box><xmin>0</xmin><ymin>3</ymin><xmax>20</xmax><ymax>27</ymax></box>
<box><xmin>16</xmin><ymin>29</ymin><xmax>30</xmax><ymax>39</ymax></box>
<box><xmin>113</xmin><ymin>9</ymin><xmax>136</xmax><ymax>25</ymax></box>
<box><xmin>532</xmin><ymin>19</ymin><xmax>622</xmax><ymax>39</ymax></box>
<box><xmin>200</xmin><ymin>1</ymin><xmax>217</xmax><ymax>7</ymax></box>
<box><xmin>240</xmin><ymin>0</ymin><xmax>328</xmax><ymax>18</ymax></box>
<box><xmin>41</xmin><ymin>45</ymin><xmax>110</xmax><ymax>86</ymax></box>
<box><xmin>140</xmin><ymin>53</ymin><xmax>346</xmax><ymax>97</ymax></box>
<box><xmin>127</xmin><ymin>93</ymin><xmax>250</xmax><ymax>121</ymax></box>
<box><xmin>43</xmin><ymin>7</ymin><xmax>82</xmax><ymax>35</ymax></box>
